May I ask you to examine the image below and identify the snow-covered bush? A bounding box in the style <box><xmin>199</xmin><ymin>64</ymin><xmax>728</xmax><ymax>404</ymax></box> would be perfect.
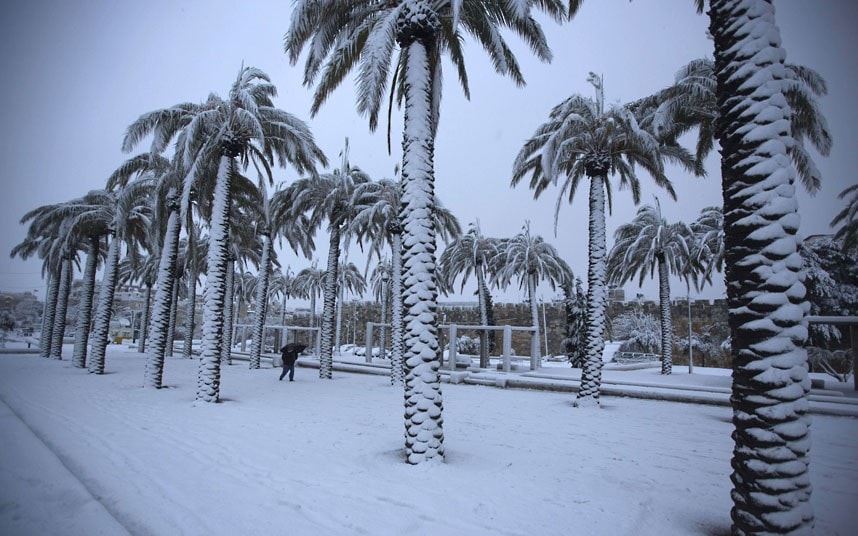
<box><xmin>613</xmin><ymin>310</ymin><xmax>662</xmax><ymax>354</ymax></box>
<box><xmin>0</xmin><ymin>311</ymin><xmax>15</xmax><ymax>348</ymax></box>
<box><xmin>807</xmin><ymin>346</ymin><xmax>853</xmax><ymax>384</ymax></box>
<box><xmin>455</xmin><ymin>335</ymin><xmax>480</xmax><ymax>355</ymax></box>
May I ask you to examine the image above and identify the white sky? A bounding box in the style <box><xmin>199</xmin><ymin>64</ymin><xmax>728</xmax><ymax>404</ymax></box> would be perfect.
<box><xmin>1</xmin><ymin>0</ymin><xmax>855</xmax><ymax>305</ymax></box>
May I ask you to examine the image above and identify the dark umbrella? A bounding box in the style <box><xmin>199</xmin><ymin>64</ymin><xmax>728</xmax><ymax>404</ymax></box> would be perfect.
<box><xmin>280</xmin><ymin>342</ymin><xmax>307</xmax><ymax>354</ymax></box>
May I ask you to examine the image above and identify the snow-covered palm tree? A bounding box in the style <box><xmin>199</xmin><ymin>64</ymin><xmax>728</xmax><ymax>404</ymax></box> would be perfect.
<box><xmin>292</xmin><ymin>263</ymin><xmax>324</xmax><ymax>329</ymax></box>
<box><xmin>11</xmin><ymin>207</ymin><xmax>67</xmax><ymax>358</ymax></box>
<box><xmin>703</xmin><ymin>0</ymin><xmax>815</xmax><ymax>530</ymax></box>
<box><xmin>351</xmin><ymin>177</ymin><xmax>460</xmax><ymax>384</ymax></box>
<box><xmin>128</xmin><ymin>66</ymin><xmax>325</xmax><ymax>402</ymax></box>
<box><xmin>332</xmin><ymin>260</ymin><xmax>367</xmax><ymax>353</ymax></box>
<box><xmin>512</xmin><ymin>74</ymin><xmax>696</xmax><ymax>406</ymax></box>
<box><xmin>106</xmin><ymin>152</ymin><xmax>184</xmax><ymax>387</ymax></box>
<box><xmin>607</xmin><ymin>199</ymin><xmax>692</xmax><ymax>375</ymax></box>
<box><xmin>370</xmin><ymin>259</ymin><xmax>393</xmax><ymax>359</ymax></box>
<box><xmin>83</xmin><ymin>182</ymin><xmax>154</xmax><ymax>375</ymax></box>
<box><xmin>438</xmin><ymin>220</ymin><xmax>499</xmax><ymax>367</ymax></box>
<box><xmin>831</xmin><ymin>184</ymin><xmax>858</xmax><ymax>253</ymax></box>
<box><xmin>247</xmin><ymin>183</ymin><xmax>314</xmax><ymax>369</ymax></box>
<box><xmin>637</xmin><ymin>56</ymin><xmax>831</xmax><ymax>194</ymax></box>
<box><xmin>285</xmin><ymin>0</ymin><xmax>571</xmax><ymax>465</ymax></box>
<box><xmin>493</xmin><ymin>222</ymin><xmax>572</xmax><ymax>367</ymax></box>
<box><xmin>286</xmin><ymin>142</ymin><xmax>370</xmax><ymax>379</ymax></box>
<box><xmin>19</xmin><ymin>202</ymin><xmax>83</xmax><ymax>361</ymax></box>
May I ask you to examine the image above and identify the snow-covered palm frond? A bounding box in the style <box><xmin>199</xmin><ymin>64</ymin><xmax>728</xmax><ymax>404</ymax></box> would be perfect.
<box><xmin>831</xmin><ymin>184</ymin><xmax>858</xmax><ymax>253</ymax></box>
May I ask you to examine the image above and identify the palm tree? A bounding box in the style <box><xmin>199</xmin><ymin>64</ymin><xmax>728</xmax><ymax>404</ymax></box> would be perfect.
<box><xmin>292</xmin><ymin>263</ymin><xmax>324</xmax><ymax>329</ymax></box>
<box><xmin>438</xmin><ymin>220</ymin><xmax>499</xmax><ymax>367</ymax></box>
<box><xmin>126</xmin><ymin>66</ymin><xmax>325</xmax><ymax>402</ymax></box>
<box><xmin>831</xmin><ymin>184</ymin><xmax>858</xmax><ymax>253</ymax></box>
<box><xmin>512</xmin><ymin>74</ymin><xmax>696</xmax><ymax>407</ymax></box>
<box><xmin>370</xmin><ymin>259</ymin><xmax>393</xmax><ymax>359</ymax></box>
<box><xmin>332</xmin><ymin>260</ymin><xmax>367</xmax><ymax>353</ymax></box>
<box><xmin>105</xmin><ymin>152</ymin><xmax>182</xmax><ymax>387</ymax></box>
<box><xmin>67</xmin><ymin>191</ymin><xmax>116</xmax><ymax>368</ymax></box>
<box><xmin>493</xmin><ymin>221</ymin><xmax>572</xmax><ymax>368</ymax></box>
<box><xmin>637</xmin><ymin>57</ymin><xmax>831</xmax><ymax>194</ymax></box>
<box><xmin>248</xmin><ymin>183</ymin><xmax>315</xmax><ymax>369</ymax></box>
<box><xmin>606</xmin><ymin>199</ymin><xmax>693</xmax><ymax>375</ymax></box>
<box><xmin>351</xmin><ymin>177</ymin><xmax>461</xmax><ymax>384</ymax></box>
<box><xmin>286</xmin><ymin>141</ymin><xmax>370</xmax><ymax>379</ymax></box>
<box><xmin>87</xmin><ymin>181</ymin><xmax>154</xmax><ymax>375</ymax></box>
<box><xmin>11</xmin><ymin>208</ymin><xmax>65</xmax><ymax>358</ymax></box>
<box><xmin>703</xmin><ymin>0</ymin><xmax>815</xmax><ymax>530</ymax></box>
<box><xmin>285</xmin><ymin>0</ymin><xmax>571</xmax><ymax>465</ymax></box>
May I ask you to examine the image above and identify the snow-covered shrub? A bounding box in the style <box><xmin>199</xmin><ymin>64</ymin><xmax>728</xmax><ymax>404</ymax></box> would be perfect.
<box><xmin>0</xmin><ymin>311</ymin><xmax>14</xmax><ymax>348</ymax></box>
<box><xmin>455</xmin><ymin>335</ymin><xmax>480</xmax><ymax>355</ymax></box>
<box><xmin>807</xmin><ymin>346</ymin><xmax>853</xmax><ymax>384</ymax></box>
<box><xmin>613</xmin><ymin>310</ymin><xmax>662</xmax><ymax>354</ymax></box>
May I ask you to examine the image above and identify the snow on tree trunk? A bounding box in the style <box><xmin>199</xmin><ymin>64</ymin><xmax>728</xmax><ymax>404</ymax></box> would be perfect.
<box><xmin>335</xmin><ymin>282</ymin><xmax>344</xmax><ymax>355</ymax></box>
<box><xmin>250</xmin><ymin>233</ymin><xmax>273</xmax><ymax>369</ymax></box>
<box><xmin>222</xmin><ymin>258</ymin><xmax>235</xmax><ymax>366</ymax></box>
<box><xmin>144</xmin><ymin>206</ymin><xmax>180</xmax><ymax>388</ymax></box>
<box><xmin>196</xmin><ymin>155</ymin><xmax>235</xmax><ymax>403</ymax></box>
<box><xmin>182</xmin><ymin>269</ymin><xmax>197</xmax><ymax>360</ymax></box>
<box><xmin>711</xmin><ymin>0</ymin><xmax>813</xmax><ymax>532</ymax></box>
<box><xmin>576</xmin><ymin>175</ymin><xmax>607</xmax><ymax>407</ymax></box>
<box><xmin>477</xmin><ymin>263</ymin><xmax>490</xmax><ymax>368</ymax></box>
<box><xmin>89</xmin><ymin>233</ymin><xmax>121</xmax><ymax>374</ymax></box>
<box><xmin>40</xmin><ymin>270</ymin><xmax>59</xmax><ymax>358</ymax></box>
<box><xmin>309</xmin><ymin>294</ymin><xmax>316</xmax><ymax>328</ymax></box>
<box><xmin>658</xmin><ymin>254</ymin><xmax>673</xmax><ymax>375</ymax></box>
<box><xmin>379</xmin><ymin>277</ymin><xmax>388</xmax><ymax>360</ymax></box>
<box><xmin>139</xmin><ymin>284</ymin><xmax>151</xmax><ymax>354</ymax></box>
<box><xmin>319</xmin><ymin>227</ymin><xmax>340</xmax><ymax>379</ymax></box>
<box><xmin>390</xmin><ymin>228</ymin><xmax>405</xmax><ymax>386</ymax></box>
<box><xmin>72</xmin><ymin>237</ymin><xmax>99</xmax><ymax>368</ymax></box>
<box><xmin>165</xmin><ymin>273</ymin><xmax>180</xmax><ymax>358</ymax></box>
<box><xmin>49</xmin><ymin>255</ymin><xmax>72</xmax><ymax>359</ymax></box>
<box><xmin>399</xmin><ymin>38</ymin><xmax>444</xmax><ymax>464</ymax></box>
<box><xmin>528</xmin><ymin>273</ymin><xmax>540</xmax><ymax>362</ymax></box>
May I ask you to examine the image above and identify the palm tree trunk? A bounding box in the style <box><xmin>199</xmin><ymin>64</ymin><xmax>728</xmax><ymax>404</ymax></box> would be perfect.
<box><xmin>50</xmin><ymin>255</ymin><xmax>72</xmax><ymax>359</ymax></box>
<box><xmin>379</xmin><ymin>280</ymin><xmax>388</xmax><ymax>360</ymax></box>
<box><xmin>222</xmin><ymin>258</ymin><xmax>235</xmax><ymax>366</ymax></box>
<box><xmin>144</xmin><ymin>205</ymin><xmax>180</xmax><ymax>388</ymax></box>
<box><xmin>309</xmin><ymin>294</ymin><xmax>316</xmax><ymax>328</ymax></box>
<box><xmin>400</xmin><ymin>38</ymin><xmax>444</xmax><ymax>464</ymax></box>
<box><xmin>711</xmin><ymin>0</ymin><xmax>813</xmax><ymax>531</ymax></box>
<box><xmin>165</xmin><ymin>274</ymin><xmax>180</xmax><ymax>357</ymax></box>
<box><xmin>139</xmin><ymin>283</ymin><xmax>152</xmax><ymax>353</ymax></box>
<box><xmin>390</xmin><ymin>228</ymin><xmax>405</xmax><ymax>386</ymax></box>
<box><xmin>197</xmin><ymin>155</ymin><xmax>234</xmax><ymax>402</ymax></box>
<box><xmin>319</xmin><ymin>227</ymin><xmax>340</xmax><ymax>379</ymax></box>
<box><xmin>657</xmin><ymin>254</ymin><xmax>673</xmax><ymax>375</ymax></box>
<box><xmin>250</xmin><ymin>233</ymin><xmax>273</xmax><ymax>369</ymax></box>
<box><xmin>576</xmin><ymin>175</ymin><xmax>607</xmax><ymax>407</ymax></box>
<box><xmin>528</xmin><ymin>273</ymin><xmax>540</xmax><ymax>368</ymax></box>
<box><xmin>72</xmin><ymin>237</ymin><xmax>100</xmax><ymax>368</ymax></box>
<box><xmin>40</xmin><ymin>270</ymin><xmax>59</xmax><ymax>358</ymax></box>
<box><xmin>335</xmin><ymin>283</ymin><xmax>344</xmax><ymax>356</ymax></box>
<box><xmin>182</xmin><ymin>269</ymin><xmax>197</xmax><ymax>359</ymax></box>
<box><xmin>89</xmin><ymin>233</ymin><xmax>121</xmax><ymax>374</ymax></box>
<box><xmin>476</xmin><ymin>264</ymin><xmax>490</xmax><ymax>368</ymax></box>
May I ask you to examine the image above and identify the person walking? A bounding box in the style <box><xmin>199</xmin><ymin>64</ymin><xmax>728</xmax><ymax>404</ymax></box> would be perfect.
<box><xmin>279</xmin><ymin>342</ymin><xmax>306</xmax><ymax>381</ymax></box>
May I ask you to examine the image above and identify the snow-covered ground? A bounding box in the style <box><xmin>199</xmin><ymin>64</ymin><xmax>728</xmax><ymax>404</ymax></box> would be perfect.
<box><xmin>1</xmin><ymin>345</ymin><xmax>856</xmax><ymax>535</ymax></box>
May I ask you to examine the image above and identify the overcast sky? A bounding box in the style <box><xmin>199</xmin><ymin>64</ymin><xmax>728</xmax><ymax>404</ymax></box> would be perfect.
<box><xmin>1</xmin><ymin>0</ymin><xmax>855</xmax><ymax>306</ymax></box>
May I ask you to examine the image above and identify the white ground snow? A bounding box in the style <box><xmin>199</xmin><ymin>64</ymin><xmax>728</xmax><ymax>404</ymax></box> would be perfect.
<box><xmin>1</xmin><ymin>344</ymin><xmax>856</xmax><ymax>535</ymax></box>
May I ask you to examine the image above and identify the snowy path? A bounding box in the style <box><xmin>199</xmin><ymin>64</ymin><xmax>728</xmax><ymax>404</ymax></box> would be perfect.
<box><xmin>0</xmin><ymin>348</ymin><xmax>856</xmax><ymax>535</ymax></box>
<box><xmin>0</xmin><ymin>398</ymin><xmax>129</xmax><ymax>535</ymax></box>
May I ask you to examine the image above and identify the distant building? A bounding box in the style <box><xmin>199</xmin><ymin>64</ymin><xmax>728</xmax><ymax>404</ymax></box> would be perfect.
<box><xmin>607</xmin><ymin>286</ymin><xmax>625</xmax><ymax>303</ymax></box>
